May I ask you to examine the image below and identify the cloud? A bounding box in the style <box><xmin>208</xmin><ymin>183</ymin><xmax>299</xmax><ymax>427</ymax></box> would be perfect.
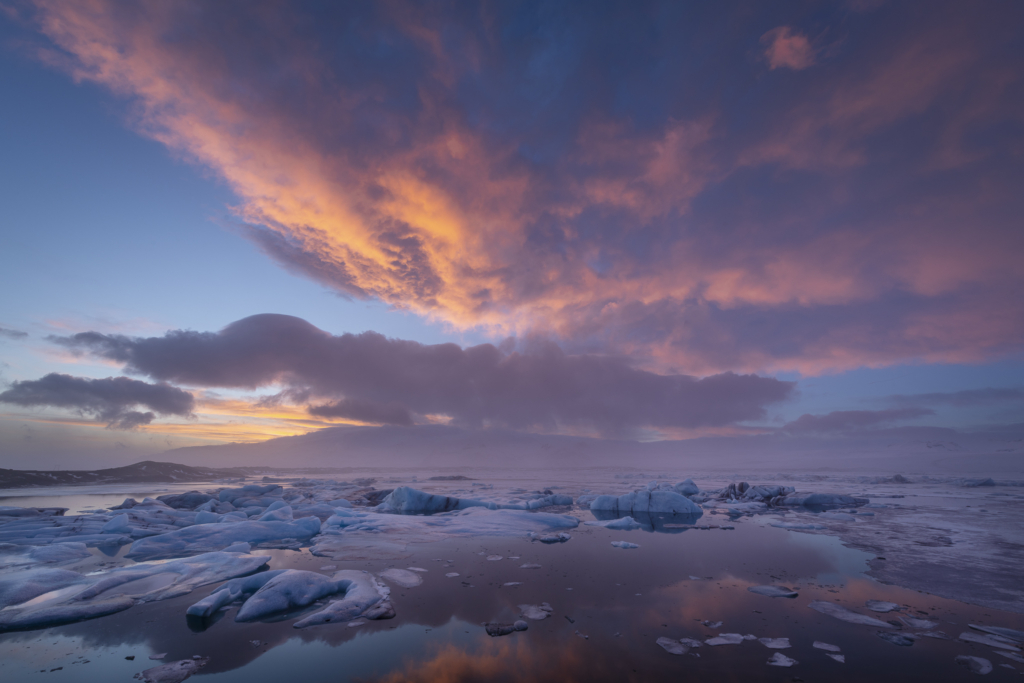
<box><xmin>888</xmin><ymin>387</ymin><xmax>1024</xmax><ymax>407</ymax></box>
<box><xmin>23</xmin><ymin>1</ymin><xmax>1024</xmax><ymax>374</ymax></box>
<box><xmin>761</xmin><ymin>27</ymin><xmax>816</xmax><ymax>70</ymax></box>
<box><xmin>782</xmin><ymin>407</ymin><xmax>934</xmax><ymax>434</ymax></box>
<box><xmin>0</xmin><ymin>327</ymin><xmax>28</xmax><ymax>340</ymax></box>
<box><xmin>53</xmin><ymin>314</ymin><xmax>794</xmax><ymax>436</ymax></box>
<box><xmin>308</xmin><ymin>399</ymin><xmax>413</xmax><ymax>427</ymax></box>
<box><xmin>0</xmin><ymin>373</ymin><xmax>195</xmax><ymax>430</ymax></box>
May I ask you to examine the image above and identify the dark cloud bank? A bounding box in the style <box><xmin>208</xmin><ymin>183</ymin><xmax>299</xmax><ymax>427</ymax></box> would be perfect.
<box><xmin>52</xmin><ymin>314</ymin><xmax>794</xmax><ymax>435</ymax></box>
<box><xmin>0</xmin><ymin>373</ymin><xmax>195</xmax><ymax>429</ymax></box>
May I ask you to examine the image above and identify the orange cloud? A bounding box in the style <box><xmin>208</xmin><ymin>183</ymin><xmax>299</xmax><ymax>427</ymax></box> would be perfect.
<box><xmin>760</xmin><ymin>27</ymin><xmax>816</xmax><ymax>70</ymax></box>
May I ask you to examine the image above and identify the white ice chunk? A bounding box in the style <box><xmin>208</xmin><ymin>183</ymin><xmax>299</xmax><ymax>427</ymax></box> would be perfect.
<box><xmin>809</xmin><ymin>600</ymin><xmax>893</xmax><ymax>627</ymax></box>
<box><xmin>486</xmin><ymin>555</ymin><xmax>503</xmax><ymax>561</ymax></box>
<box><xmin>900</xmin><ymin>616</ymin><xmax>938</xmax><ymax>629</ymax></box>
<box><xmin>133</xmin><ymin>657</ymin><xmax>208</xmax><ymax>683</ymax></box>
<box><xmin>235</xmin><ymin>569</ymin><xmax>348</xmax><ymax>621</ymax></box>
<box><xmin>520</xmin><ymin>563</ymin><xmax>542</xmax><ymax>569</ymax></box>
<box><xmin>759</xmin><ymin>638</ymin><xmax>791</xmax><ymax>649</ymax></box>
<box><xmin>748</xmin><ymin>585</ymin><xmax>798</xmax><ymax>598</ymax></box>
<box><xmin>379</xmin><ymin>568</ymin><xmax>423</xmax><ymax>588</ymax></box>
<box><xmin>610</xmin><ymin>540</ymin><xmax>639</xmax><ymax>549</ymax></box>
<box><xmin>101</xmin><ymin>514</ymin><xmax>131</xmax><ymax>533</ymax></box>
<box><xmin>706</xmin><ymin>633</ymin><xmax>745</xmax><ymax>646</ymax></box>
<box><xmin>970</xmin><ymin>624</ymin><xmax>1024</xmax><ymax>644</ymax></box>
<box><xmin>813</xmin><ymin>641</ymin><xmax>841</xmax><ymax>652</ymax></box>
<box><xmin>185</xmin><ymin>570</ymin><xmax>287</xmax><ymax>618</ymax></box>
<box><xmin>445</xmin><ymin>572</ymin><xmax>460</xmax><ymax>577</ymax></box>
<box><xmin>827</xmin><ymin>653</ymin><xmax>845</xmax><ymax>663</ymax></box>
<box><xmin>519</xmin><ymin>603</ymin><xmax>553</xmax><ymax>620</ymax></box>
<box><xmin>767</xmin><ymin>652</ymin><xmax>797</xmax><ymax>667</ymax></box>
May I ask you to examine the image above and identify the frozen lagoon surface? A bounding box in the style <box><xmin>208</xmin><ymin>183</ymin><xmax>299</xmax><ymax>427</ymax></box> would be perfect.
<box><xmin>1</xmin><ymin>468</ymin><xmax>1023</xmax><ymax>682</ymax></box>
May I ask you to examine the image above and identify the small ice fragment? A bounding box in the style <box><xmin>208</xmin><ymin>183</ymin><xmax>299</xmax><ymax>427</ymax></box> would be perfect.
<box><xmin>759</xmin><ymin>638</ymin><xmax>791</xmax><ymax>649</ymax></box>
<box><xmin>813</xmin><ymin>641</ymin><xmax>841</xmax><ymax>652</ymax></box>
<box><xmin>900</xmin><ymin>616</ymin><xmax>938</xmax><ymax>629</ymax></box>
<box><xmin>445</xmin><ymin>573</ymin><xmax>460</xmax><ymax>578</ymax></box>
<box><xmin>487</xmin><ymin>555</ymin><xmax>503</xmax><ymax>561</ymax></box>
<box><xmin>531</xmin><ymin>532</ymin><xmax>571</xmax><ymax>543</ymax></box>
<box><xmin>508</xmin><ymin>556</ymin><xmax>520</xmax><ymax>560</ymax></box>
<box><xmin>148</xmin><ymin>653</ymin><xmax>167</xmax><ymax>660</ymax></box>
<box><xmin>748</xmin><ymin>585</ymin><xmax>798</xmax><ymax>598</ymax></box>
<box><xmin>520</xmin><ymin>563</ymin><xmax>542</xmax><ymax>569</ymax></box>
<box><xmin>702</xmin><ymin>620</ymin><xmax>723</xmax><ymax>628</ymax></box>
<box><xmin>379</xmin><ymin>568</ymin><xmax>423</xmax><ymax>588</ymax></box>
<box><xmin>680</xmin><ymin>638</ymin><xmax>703</xmax><ymax>648</ymax></box>
<box><xmin>865</xmin><ymin>600</ymin><xmax>900</xmax><ymax>613</ymax></box>
<box><xmin>485</xmin><ymin>623</ymin><xmax>518</xmax><ymax>637</ymax></box>
<box><xmin>997</xmin><ymin>651</ymin><xmax>1024</xmax><ymax>664</ymax></box>
<box><xmin>657</xmin><ymin>637</ymin><xmax>689</xmax><ymax>655</ymax></box>
<box><xmin>611</xmin><ymin>541</ymin><xmax>639</xmax><ymax>549</ymax></box>
<box><xmin>742</xmin><ymin>634</ymin><xmax>757</xmax><ymax>640</ymax></box>
<box><xmin>955</xmin><ymin>656</ymin><xmax>993</xmax><ymax>675</ymax></box>
<box><xmin>407</xmin><ymin>567</ymin><xmax>428</xmax><ymax>572</ymax></box>
<box><xmin>827</xmin><ymin>653</ymin><xmax>845</xmax><ymax>663</ymax></box>
<box><xmin>249</xmin><ymin>640</ymin><xmax>260</xmax><ymax>647</ymax></box>
<box><xmin>514</xmin><ymin>620</ymin><xmax>528</xmax><ymax>631</ymax></box>
<box><xmin>767</xmin><ymin>652</ymin><xmax>797</xmax><ymax>667</ymax></box>
<box><xmin>519</xmin><ymin>603</ymin><xmax>553</xmax><ymax>620</ymax></box>
<box><xmin>688</xmin><ymin>576</ymin><xmax>703</xmax><ymax>580</ymax></box>
<box><xmin>706</xmin><ymin>633</ymin><xmax>744</xmax><ymax>646</ymax></box>
<box><xmin>919</xmin><ymin>631</ymin><xmax>951</xmax><ymax>640</ymax></box>
<box><xmin>503</xmin><ymin>582</ymin><xmax>522</xmax><ymax>587</ymax></box>
<box><xmin>320</xmin><ymin>565</ymin><xmax>337</xmax><ymax>571</ymax></box>
<box><xmin>877</xmin><ymin>631</ymin><xmax>914</xmax><ymax>646</ymax></box>
<box><xmin>348</xmin><ymin>620</ymin><xmax>366</xmax><ymax>627</ymax></box>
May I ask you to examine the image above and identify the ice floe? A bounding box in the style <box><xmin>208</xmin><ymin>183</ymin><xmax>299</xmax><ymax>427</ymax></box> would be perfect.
<box><xmin>126</xmin><ymin>518</ymin><xmax>321</xmax><ymax>561</ymax></box>
<box><xmin>809</xmin><ymin>600</ymin><xmax>893</xmax><ymax>627</ymax></box>
<box><xmin>813</xmin><ymin>641</ymin><xmax>841</xmax><ymax>652</ymax></box>
<box><xmin>611</xmin><ymin>541</ymin><xmax>639</xmax><ymax>549</ymax></box>
<box><xmin>747</xmin><ymin>585</ymin><xmax>798</xmax><ymax>598</ymax></box>
<box><xmin>706</xmin><ymin>633</ymin><xmax>746</xmax><ymax>645</ymax></box>
<box><xmin>1</xmin><ymin>551</ymin><xmax>268</xmax><ymax>631</ymax></box>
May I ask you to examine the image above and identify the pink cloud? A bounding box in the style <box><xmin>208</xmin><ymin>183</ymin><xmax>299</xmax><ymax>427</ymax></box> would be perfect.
<box><xmin>23</xmin><ymin>1</ymin><xmax>1024</xmax><ymax>377</ymax></box>
<box><xmin>761</xmin><ymin>27</ymin><xmax>816</xmax><ymax>70</ymax></box>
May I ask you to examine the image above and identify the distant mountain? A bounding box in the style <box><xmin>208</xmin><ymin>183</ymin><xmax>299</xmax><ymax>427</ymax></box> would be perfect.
<box><xmin>0</xmin><ymin>460</ymin><xmax>257</xmax><ymax>489</ymax></box>
<box><xmin>160</xmin><ymin>423</ymin><xmax>1023</xmax><ymax>476</ymax></box>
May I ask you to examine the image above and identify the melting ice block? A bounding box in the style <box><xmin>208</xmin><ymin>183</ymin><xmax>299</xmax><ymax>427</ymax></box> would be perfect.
<box><xmin>590</xmin><ymin>490</ymin><xmax>702</xmax><ymax>516</ymax></box>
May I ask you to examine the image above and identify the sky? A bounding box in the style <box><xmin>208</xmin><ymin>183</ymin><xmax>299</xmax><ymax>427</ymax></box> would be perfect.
<box><xmin>0</xmin><ymin>0</ymin><xmax>1022</xmax><ymax>468</ymax></box>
